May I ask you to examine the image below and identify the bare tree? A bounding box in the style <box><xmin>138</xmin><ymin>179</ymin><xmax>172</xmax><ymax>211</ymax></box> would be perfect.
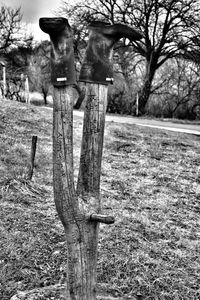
<box><xmin>0</xmin><ymin>6</ymin><xmax>32</xmax><ymax>53</ymax></box>
<box><xmin>59</xmin><ymin>0</ymin><xmax>200</xmax><ymax>114</ymax></box>
<box><xmin>0</xmin><ymin>5</ymin><xmax>33</xmax><ymax>101</ymax></box>
<box><xmin>28</xmin><ymin>41</ymin><xmax>51</xmax><ymax>105</ymax></box>
<box><xmin>1</xmin><ymin>44</ymin><xmax>33</xmax><ymax>102</ymax></box>
<box><xmin>146</xmin><ymin>57</ymin><xmax>200</xmax><ymax>118</ymax></box>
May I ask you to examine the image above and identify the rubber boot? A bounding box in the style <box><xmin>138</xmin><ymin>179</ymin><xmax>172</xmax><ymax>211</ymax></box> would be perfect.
<box><xmin>79</xmin><ymin>21</ymin><xmax>143</xmax><ymax>85</ymax></box>
<box><xmin>39</xmin><ymin>17</ymin><xmax>76</xmax><ymax>86</ymax></box>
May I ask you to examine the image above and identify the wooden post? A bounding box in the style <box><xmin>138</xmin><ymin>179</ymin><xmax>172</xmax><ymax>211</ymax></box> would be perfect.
<box><xmin>39</xmin><ymin>18</ymin><xmax>142</xmax><ymax>300</ymax></box>
<box><xmin>39</xmin><ymin>18</ymin><xmax>92</xmax><ymax>299</ymax></box>
<box><xmin>76</xmin><ymin>83</ymin><xmax>108</xmax><ymax>195</ymax></box>
<box><xmin>3</xmin><ymin>65</ymin><xmax>6</xmax><ymax>100</ymax></box>
<box><xmin>0</xmin><ymin>61</ymin><xmax>6</xmax><ymax>100</ymax></box>
<box><xmin>75</xmin><ymin>23</ymin><xmax>142</xmax><ymax>299</ymax></box>
<box><xmin>136</xmin><ymin>93</ymin><xmax>139</xmax><ymax>116</ymax></box>
<box><xmin>27</xmin><ymin>135</ymin><xmax>37</xmax><ymax>180</ymax></box>
<box><xmin>25</xmin><ymin>75</ymin><xmax>30</xmax><ymax>104</ymax></box>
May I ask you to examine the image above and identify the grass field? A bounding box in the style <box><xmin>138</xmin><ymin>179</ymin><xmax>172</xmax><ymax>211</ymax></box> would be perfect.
<box><xmin>0</xmin><ymin>99</ymin><xmax>200</xmax><ymax>300</ymax></box>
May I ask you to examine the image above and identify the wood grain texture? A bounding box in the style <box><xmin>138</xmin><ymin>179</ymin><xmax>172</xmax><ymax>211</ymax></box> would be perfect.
<box><xmin>77</xmin><ymin>83</ymin><xmax>108</xmax><ymax>197</ymax></box>
<box><xmin>53</xmin><ymin>83</ymin><xmax>109</xmax><ymax>299</ymax></box>
<box><xmin>53</xmin><ymin>87</ymin><xmax>76</xmax><ymax>225</ymax></box>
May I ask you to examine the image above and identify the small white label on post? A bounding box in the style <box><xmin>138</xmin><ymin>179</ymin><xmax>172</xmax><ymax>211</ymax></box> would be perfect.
<box><xmin>106</xmin><ymin>77</ymin><xmax>114</xmax><ymax>84</ymax></box>
<box><xmin>57</xmin><ymin>77</ymin><xmax>67</xmax><ymax>82</ymax></box>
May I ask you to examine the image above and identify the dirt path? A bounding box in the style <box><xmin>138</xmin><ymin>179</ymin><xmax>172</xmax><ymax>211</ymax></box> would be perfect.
<box><xmin>73</xmin><ymin>110</ymin><xmax>200</xmax><ymax>135</ymax></box>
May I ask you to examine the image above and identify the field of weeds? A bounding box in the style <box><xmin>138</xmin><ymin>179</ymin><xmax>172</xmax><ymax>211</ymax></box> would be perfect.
<box><xmin>0</xmin><ymin>99</ymin><xmax>200</xmax><ymax>300</ymax></box>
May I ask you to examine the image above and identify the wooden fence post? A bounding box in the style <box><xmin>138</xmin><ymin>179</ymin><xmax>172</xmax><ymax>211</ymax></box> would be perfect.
<box><xmin>27</xmin><ymin>135</ymin><xmax>37</xmax><ymax>180</ymax></box>
<box><xmin>25</xmin><ymin>75</ymin><xmax>30</xmax><ymax>105</ymax></box>
<box><xmin>136</xmin><ymin>93</ymin><xmax>139</xmax><ymax>116</ymax></box>
<box><xmin>39</xmin><ymin>17</ymin><xmax>142</xmax><ymax>300</ymax></box>
<box><xmin>0</xmin><ymin>61</ymin><xmax>6</xmax><ymax>100</ymax></box>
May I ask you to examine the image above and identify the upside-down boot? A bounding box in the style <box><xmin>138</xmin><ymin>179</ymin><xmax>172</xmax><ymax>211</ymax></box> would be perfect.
<box><xmin>39</xmin><ymin>17</ymin><xmax>76</xmax><ymax>86</ymax></box>
<box><xmin>79</xmin><ymin>21</ymin><xmax>143</xmax><ymax>85</ymax></box>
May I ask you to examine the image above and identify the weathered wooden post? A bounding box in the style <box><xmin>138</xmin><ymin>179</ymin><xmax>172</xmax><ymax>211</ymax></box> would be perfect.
<box><xmin>25</xmin><ymin>75</ymin><xmax>30</xmax><ymax>104</ymax></box>
<box><xmin>0</xmin><ymin>61</ymin><xmax>6</xmax><ymax>100</ymax></box>
<box><xmin>75</xmin><ymin>22</ymin><xmax>142</xmax><ymax>299</ymax></box>
<box><xmin>27</xmin><ymin>135</ymin><xmax>37</xmax><ymax>180</ymax></box>
<box><xmin>136</xmin><ymin>93</ymin><xmax>139</xmax><ymax>116</ymax></box>
<box><xmin>77</xmin><ymin>21</ymin><xmax>142</xmax><ymax>197</ymax></box>
<box><xmin>39</xmin><ymin>17</ymin><xmax>142</xmax><ymax>300</ymax></box>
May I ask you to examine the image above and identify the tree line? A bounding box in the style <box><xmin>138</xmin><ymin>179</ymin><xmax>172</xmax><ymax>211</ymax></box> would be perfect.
<box><xmin>1</xmin><ymin>1</ymin><xmax>200</xmax><ymax>119</ymax></box>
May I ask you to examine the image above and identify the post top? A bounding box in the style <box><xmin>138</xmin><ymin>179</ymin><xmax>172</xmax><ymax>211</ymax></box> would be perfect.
<box><xmin>39</xmin><ymin>17</ymin><xmax>70</xmax><ymax>35</ymax></box>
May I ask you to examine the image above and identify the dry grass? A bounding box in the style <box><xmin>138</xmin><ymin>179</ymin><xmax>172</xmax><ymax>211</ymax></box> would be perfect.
<box><xmin>0</xmin><ymin>99</ymin><xmax>200</xmax><ymax>299</ymax></box>
<box><xmin>99</xmin><ymin>124</ymin><xmax>200</xmax><ymax>299</ymax></box>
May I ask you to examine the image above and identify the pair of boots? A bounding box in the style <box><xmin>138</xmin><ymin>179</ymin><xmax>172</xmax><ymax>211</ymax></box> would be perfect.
<box><xmin>39</xmin><ymin>17</ymin><xmax>142</xmax><ymax>87</ymax></box>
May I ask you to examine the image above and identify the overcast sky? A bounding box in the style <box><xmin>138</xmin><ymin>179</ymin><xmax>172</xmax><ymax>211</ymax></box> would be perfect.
<box><xmin>0</xmin><ymin>0</ymin><xmax>64</xmax><ymax>40</ymax></box>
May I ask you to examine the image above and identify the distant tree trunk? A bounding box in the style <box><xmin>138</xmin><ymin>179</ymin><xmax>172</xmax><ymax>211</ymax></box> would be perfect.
<box><xmin>73</xmin><ymin>83</ymin><xmax>86</xmax><ymax>109</ymax></box>
<box><xmin>44</xmin><ymin>94</ymin><xmax>47</xmax><ymax>105</ymax></box>
<box><xmin>42</xmin><ymin>89</ymin><xmax>48</xmax><ymax>105</ymax></box>
<box><xmin>138</xmin><ymin>58</ymin><xmax>157</xmax><ymax>114</ymax></box>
